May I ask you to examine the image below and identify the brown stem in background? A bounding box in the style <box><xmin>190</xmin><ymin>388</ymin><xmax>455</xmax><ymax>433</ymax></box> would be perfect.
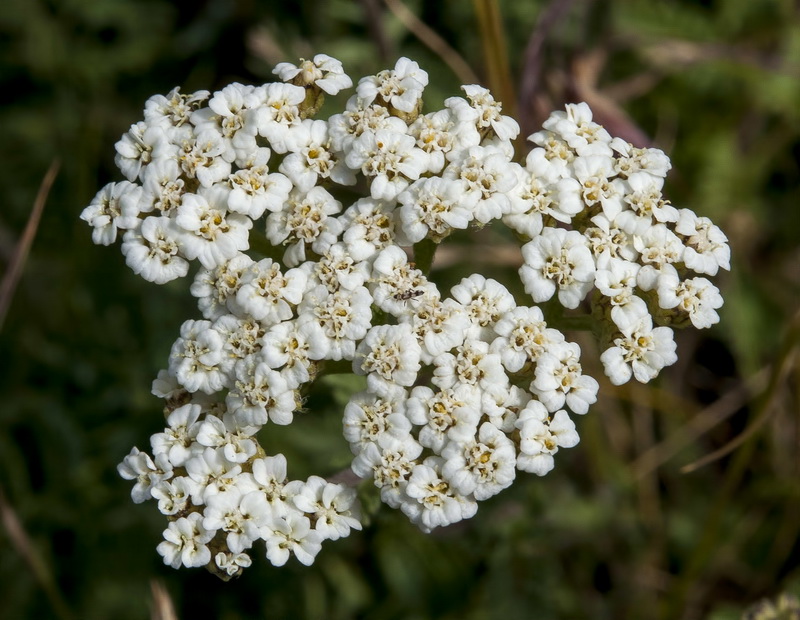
<box><xmin>473</xmin><ymin>0</ymin><xmax>516</xmax><ymax>119</ymax></box>
<box><xmin>360</xmin><ymin>0</ymin><xmax>393</xmax><ymax>63</ymax></box>
<box><xmin>150</xmin><ymin>580</ymin><xmax>179</xmax><ymax>620</ymax></box>
<box><xmin>0</xmin><ymin>485</ymin><xmax>73</xmax><ymax>620</ymax></box>
<box><xmin>518</xmin><ymin>0</ymin><xmax>577</xmax><ymax>139</ymax></box>
<box><xmin>383</xmin><ymin>0</ymin><xmax>480</xmax><ymax>85</ymax></box>
<box><xmin>0</xmin><ymin>159</ymin><xmax>60</xmax><ymax>333</ymax></box>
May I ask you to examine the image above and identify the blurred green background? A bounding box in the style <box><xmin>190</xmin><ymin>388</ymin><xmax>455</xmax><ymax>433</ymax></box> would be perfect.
<box><xmin>1</xmin><ymin>0</ymin><xmax>799</xmax><ymax>618</ymax></box>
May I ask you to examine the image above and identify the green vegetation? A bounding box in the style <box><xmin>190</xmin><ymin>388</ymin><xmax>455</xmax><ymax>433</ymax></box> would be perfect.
<box><xmin>1</xmin><ymin>0</ymin><xmax>799</xmax><ymax>618</ymax></box>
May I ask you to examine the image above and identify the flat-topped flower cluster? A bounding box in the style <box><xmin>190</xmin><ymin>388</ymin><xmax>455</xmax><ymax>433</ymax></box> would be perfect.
<box><xmin>82</xmin><ymin>54</ymin><xmax>729</xmax><ymax>577</ymax></box>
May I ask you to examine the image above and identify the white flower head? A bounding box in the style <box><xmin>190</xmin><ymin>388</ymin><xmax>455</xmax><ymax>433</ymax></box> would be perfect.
<box><xmin>157</xmin><ymin>512</ymin><xmax>214</xmax><ymax>569</ymax></box>
<box><xmin>520</xmin><ymin>228</ymin><xmax>596</xmax><ymax>309</ymax></box>
<box><xmin>532</xmin><ymin>341</ymin><xmax>598</xmax><ymax>414</ymax></box>
<box><xmin>450</xmin><ymin>274</ymin><xmax>516</xmax><ymax>341</ymax></box>
<box><xmin>353</xmin><ymin>323</ymin><xmax>422</xmax><ymax>397</ymax></box>
<box><xmin>121</xmin><ymin>216</ymin><xmax>189</xmax><ymax>284</ymax></box>
<box><xmin>675</xmin><ymin>209</ymin><xmax>731</xmax><ymax>276</ymax></box>
<box><xmin>441</xmin><ymin>422</ymin><xmax>517</xmax><ymax>500</ymax></box>
<box><xmin>176</xmin><ymin>185</ymin><xmax>253</xmax><ymax>270</ymax></box>
<box><xmin>600</xmin><ymin>315</ymin><xmax>677</xmax><ymax>385</ymax></box>
<box><xmin>343</xmin><ymin>390</ymin><xmax>411</xmax><ymax>454</ymax></box>
<box><xmin>357</xmin><ymin>57</ymin><xmax>429</xmax><ymax>114</ymax></box>
<box><xmin>515</xmin><ymin>401</ymin><xmax>579</xmax><ymax>475</ymax></box>
<box><xmin>273</xmin><ymin>54</ymin><xmax>353</xmax><ymax>95</ymax></box>
<box><xmin>291</xmin><ymin>476</ymin><xmax>362</xmax><ymax>540</ymax></box>
<box><xmin>402</xmin><ymin>457</ymin><xmax>478</xmax><ymax>532</ymax></box>
<box><xmin>81</xmin><ymin>181</ymin><xmax>143</xmax><ymax>245</ymax></box>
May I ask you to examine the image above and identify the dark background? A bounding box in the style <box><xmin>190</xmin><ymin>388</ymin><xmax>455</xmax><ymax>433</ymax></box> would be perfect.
<box><xmin>1</xmin><ymin>0</ymin><xmax>799</xmax><ymax>618</ymax></box>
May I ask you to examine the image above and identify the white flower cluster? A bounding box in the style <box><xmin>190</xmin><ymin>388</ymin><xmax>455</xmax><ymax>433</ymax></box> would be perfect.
<box><xmin>83</xmin><ymin>54</ymin><xmax>729</xmax><ymax>576</ymax></box>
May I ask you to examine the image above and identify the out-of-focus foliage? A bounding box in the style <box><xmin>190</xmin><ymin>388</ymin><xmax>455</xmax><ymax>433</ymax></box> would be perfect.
<box><xmin>1</xmin><ymin>0</ymin><xmax>798</xmax><ymax>618</ymax></box>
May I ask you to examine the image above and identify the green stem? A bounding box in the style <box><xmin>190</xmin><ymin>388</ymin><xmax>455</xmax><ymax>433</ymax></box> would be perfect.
<box><xmin>413</xmin><ymin>238</ymin><xmax>438</xmax><ymax>276</ymax></box>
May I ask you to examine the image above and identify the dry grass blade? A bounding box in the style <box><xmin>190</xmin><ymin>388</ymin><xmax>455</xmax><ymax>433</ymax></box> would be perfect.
<box><xmin>150</xmin><ymin>580</ymin><xmax>179</xmax><ymax>620</ymax></box>
<box><xmin>0</xmin><ymin>159</ymin><xmax>60</xmax><ymax>332</ymax></box>
<box><xmin>680</xmin><ymin>310</ymin><xmax>800</xmax><ymax>474</ymax></box>
<box><xmin>630</xmin><ymin>367</ymin><xmax>769</xmax><ymax>479</ymax></box>
<box><xmin>0</xmin><ymin>486</ymin><xmax>73</xmax><ymax>620</ymax></box>
<box><xmin>360</xmin><ymin>0</ymin><xmax>393</xmax><ymax>63</ymax></box>
<box><xmin>383</xmin><ymin>0</ymin><xmax>479</xmax><ymax>85</ymax></box>
<box><xmin>472</xmin><ymin>0</ymin><xmax>516</xmax><ymax>118</ymax></box>
<box><xmin>518</xmin><ymin>0</ymin><xmax>577</xmax><ymax>137</ymax></box>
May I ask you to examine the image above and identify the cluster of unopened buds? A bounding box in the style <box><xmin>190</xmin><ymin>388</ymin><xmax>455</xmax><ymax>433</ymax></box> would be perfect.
<box><xmin>82</xmin><ymin>54</ymin><xmax>730</xmax><ymax>578</ymax></box>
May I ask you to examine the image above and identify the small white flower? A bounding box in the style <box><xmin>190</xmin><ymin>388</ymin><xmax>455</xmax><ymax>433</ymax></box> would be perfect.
<box><xmin>328</xmin><ymin>96</ymin><xmax>407</xmax><ymax>152</ymax></box>
<box><xmin>297</xmin><ymin>285</ymin><xmax>373</xmax><ymax>361</ymax></box>
<box><xmin>169</xmin><ymin>319</ymin><xmax>228</xmax><ymax>394</ymax></box>
<box><xmin>151</xmin><ymin>477</ymin><xmax>197</xmax><ymax>516</ymax></box>
<box><xmin>144</xmin><ymin>87</ymin><xmax>209</xmax><ymax>129</ymax></box>
<box><xmin>185</xmin><ymin>447</ymin><xmax>242</xmax><ymax>504</ymax></box>
<box><xmin>408</xmin><ymin>109</ymin><xmax>480</xmax><ymax>174</ymax></box>
<box><xmin>121</xmin><ymin>216</ymin><xmax>190</xmax><ymax>284</ymax></box>
<box><xmin>448</xmin><ymin>84</ymin><xmax>520</xmax><ymax>141</ymax></box>
<box><xmin>675</xmin><ymin>209</ymin><xmax>731</xmax><ymax>276</ymax></box>
<box><xmin>600</xmin><ymin>315</ymin><xmax>677</xmax><ymax>384</ymax></box>
<box><xmin>254</xmin><ymin>83</ymin><xmax>307</xmax><ymax>153</ymax></box>
<box><xmin>140</xmin><ymin>158</ymin><xmax>185</xmax><ymax>216</ymax></box>
<box><xmin>441</xmin><ymin>422</ymin><xmax>516</xmax><ymax>500</ymax></box>
<box><xmin>117</xmin><ymin>447</ymin><xmax>172</xmax><ymax>503</ymax></box>
<box><xmin>190</xmin><ymin>253</ymin><xmax>254</xmax><ymax>320</ymax></box>
<box><xmin>443</xmin><ymin>145</ymin><xmax>519</xmax><ymax>223</ymax></box>
<box><xmin>214</xmin><ymin>551</ymin><xmax>252</xmax><ymax>577</ymax></box>
<box><xmin>397</xmin><ymin>177</ymin><xmax>476</xmax><ymax>243</ymax></box>
<box><xmin>657</xmin><ymin>274</ymin><xmax>723</xmax><ymax>329</ymax></box>
<box><xmin>432</xmin><ymin>339</ymin><xmax>509</xmax><ymax>398</ymax></box>
<box><xmin>115</xmin><ymin>121</ymin><xmax>175</xmax><ymax>182</ymax></box>
<box><xmin>520</xmin><ymin>228</ymin><xmax>595</xmax><ymax>309</ymax></box>
<box><xmin>338</xmin><ymin>197</ymin><xmax>404</xmax><ymax>262</ymax></box>
<box><xmin>611</xmin><ymin>138</ymin><xmax>671</xmax><ymax>179</ymax></box>
<box><xmin>194</xmin><ymin>414</ymin><xmax>258</xmax><ymax>464</ymax></box>
<box><xmin>400</xmin><ymin>296</ymin><xmax>469</xmax><ymax>363</ymax></box>
<box><xmin>157</xmin><ymin>512</ymin><xmax>215</xmax><ymax>569</ymax></box>
<box><xmin>305</xmin><ymin>243</ymin><xmax>370</xmax><ymax>292</ymax></box>
<box><xmin>345</xmin><ymin>129</ymin><xmax>427</xmax><ymax>201</ymax></box>
<box><xmin>356</xmin><ymin>57</ymin><xmax>428</xmax><ymax>113</ymax></box>
<box><xmin>406</xmin><ymin>384</ymin><xmax>481</xmax><ymax>452</ymax></box>
<box><xmin>279</xmin><ymin>119</ymin><xmax>355</xmax><ymax>191</ymax></box>
<box><xmin>273</xmin><ymin>54</ymin><xmax>353</xmax><ymax>95</ymax></box>
<box><xmin>353</xmin><ymin>324</ymin><xmax>422</xmax><ymax>397</ymax></box>
<box><xmin>402</xmin><ymin>457</ymin><xmax>478</xmax><ymax>532</ymax></box>
<box><xmin>81</xmin><ymin>181</ymin><xmax>143</xmax><ymax>245</ymax></box>
<box><xmin>264</xmin><ymin>511</ymin><xmax>324</xmax><ymax>567</ymax></box>
<box><xmin>343</xmin><ymin>390</ymin><xmax>411</xmax><ymax>454</ymax></box>
<box><xmin>176</xmin><ymin>185</ymin><xmax>253</xmax><ymax>270</ymax></box>
<box><xmin>583</xmin><ymin>213</ymin><xmax>638</xmax><ymax>269</ymax></box>
<box><xmin>515</xmin><ymin>401</ymin><xmax>579</xmax><ymax>475</ymax></box>
<box><xmin>261</xmin><ymin>319</ymin><xmax>329</xmax><ymax>389</ymax></box>
<box><xmin>176</xmin><ymin>128</ymin><xmax>231</xmax><ymax>187</ymax></box>
<box><xmin>266</xmin><ymin>187</ymin><xmax>343</xmax><ymax>265</ymax></box>
<box><xmin>490</xmin><ymin>306</ymin><xmax>565</xmax><ymax>372</ymax></box>
<box><xmin>235</xmin><ymin>258</ymin><xmax>307</xmax><ymax>325</ymax></box>
<box><xmin>570</xmin><ymin>154</ymin><xmax>626</xmax><ymax>220</ymax></box>
<box><xmin>544</xmin><ymin>102</ymin><xmax>612</xmax><ymax>157</ymax></box>
<box><xmin>150</xmin><ymin>403</ymin><xmax>202</xmax><ymax>467</ymax></box>
<box><xmin>225</xmin><ymin>359</ymin><xmax>295</xmax><ymax>426</ymax></box>
<box><xmin>450</xmin><ymin>274</ymin><xmax>516</xmax><ymax>341</ymax></box>
<box><xmin>532</xmin><ymin>341</ymin><xmax>598</xmax><ymax>414</ymax></box>
<box><xmin>291</xmin><ymin>476</ymin><xmax>362</xmax><ymax>540</ymax></box>
<box><xmin>203</xmin><ymin>487</ymin><xmax>271</xmax><ymax>553</ymax></box>
<box><xmin>351</xmin><ymin>434</ymin><xmax>423</xmax><ymax>508</ymax></box>
<box><xmin>227</xmin><ymin>150</ymin><xmax>293</xmax><ymax>219</ymax></box>
<box><xmin>634</xmin><ymin>223</ymin><xmax>685</xmax><ymax>271</ymax></box>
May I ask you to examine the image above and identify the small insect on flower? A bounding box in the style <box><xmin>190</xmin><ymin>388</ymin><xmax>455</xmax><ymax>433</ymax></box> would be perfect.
<box><xmin>393</xmin><ymin>289</ymin><xmax>424</xmax><ymax>301</ymax></box>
